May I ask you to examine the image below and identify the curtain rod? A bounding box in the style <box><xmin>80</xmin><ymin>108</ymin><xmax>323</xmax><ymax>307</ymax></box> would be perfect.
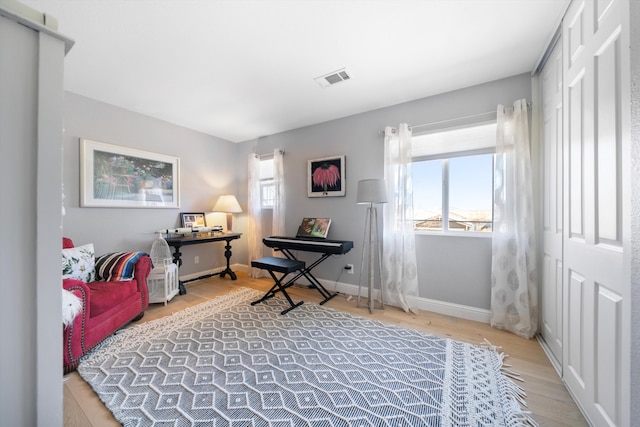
<box><xmin>254</xmin><ymin>149</ymin><xmax>285</xmax><ymax>159</ymax></box>
<box><xmin>411</xmin><ymin>110</ymin><xmax>496</xmax><ymax>130</ymax></box>
<box><xmin>379</xmin><ymin>101</ymin><xmax>532</xmax><ymax>135</ymax></box>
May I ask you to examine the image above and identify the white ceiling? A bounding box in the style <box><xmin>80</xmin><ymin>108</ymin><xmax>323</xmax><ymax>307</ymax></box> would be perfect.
<box><xmin>21</xmin><ymin>0</ymin><xmax>568</xmax><ymax>143</ymax></box>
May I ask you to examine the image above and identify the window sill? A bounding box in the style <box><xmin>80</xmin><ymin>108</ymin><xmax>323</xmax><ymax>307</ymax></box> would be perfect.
<box><xmin>414</xmin><ymin>230</ymin><xmax>492</xmax><ymax>239</ymax></box>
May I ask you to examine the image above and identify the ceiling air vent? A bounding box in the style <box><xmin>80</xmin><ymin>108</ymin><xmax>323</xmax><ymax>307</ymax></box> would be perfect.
<box><xmin>314</xmin><ymin>68</ymin><xmax>351</xmax><ymax>88</ymax></box>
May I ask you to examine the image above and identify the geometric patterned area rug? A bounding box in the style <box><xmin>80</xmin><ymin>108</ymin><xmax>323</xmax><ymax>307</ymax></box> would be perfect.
<box><xmin>78</xmin><ymin>287</ymin><xmax>536</xmax><ymax>427</ymax></box>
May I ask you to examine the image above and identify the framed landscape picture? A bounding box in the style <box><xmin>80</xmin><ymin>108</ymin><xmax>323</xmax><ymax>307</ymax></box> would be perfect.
<box><xmin>80</xmin><ymin>138</ymin><xmax>180</xmax><ymax>208</ymax></box>
<box><xmin>307</xmin><ymin>155</ymin><xmax>345</xmax><ymax>197</ymax></box>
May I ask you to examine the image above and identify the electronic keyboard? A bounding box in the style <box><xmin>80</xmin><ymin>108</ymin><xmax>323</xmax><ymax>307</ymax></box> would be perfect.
<box><xmin>263</xmin><ymin>236</ymin><xmax>353</xmax><ymax>254</ymax></box>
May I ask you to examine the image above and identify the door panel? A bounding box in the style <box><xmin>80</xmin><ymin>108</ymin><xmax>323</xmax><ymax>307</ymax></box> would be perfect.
<box><xmin>540</xmin><ymin>39</ymin><xmax>564</xmax><ymax>367</ymax></box>
<box><xmin>594</xmin><ymin>29</ymin><xmax>622</xmax><ymax>245</ymax></box>
<box><xmin>562</xmin><ymin>0</ymin><xmax>629</xmax><ymax>425</ymax></box>
<box><xmin>595</xmin><ymin>285</ymin><xmax>622</xmax><ymax>424</ymax></box>
<box><xmin>567</xmin><ymin>71</ymin><xmax>585</xmax><ymax>239</ymax></box>
<box><xmin>566</xmin><ymin>269</ymin><xmax>585</xmax><ymax>383</ymax></box>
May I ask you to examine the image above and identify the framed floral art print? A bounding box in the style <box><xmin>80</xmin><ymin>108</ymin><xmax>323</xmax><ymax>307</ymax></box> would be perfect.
<box><xmin>80</xmin><ymin>138</ymin><xmax>180</xmax><ymax>208</ymax></box>
<box><xmin>307</xmin><ymin>155</ymin><xmax>345</xmax><ymax>197</ymax></box>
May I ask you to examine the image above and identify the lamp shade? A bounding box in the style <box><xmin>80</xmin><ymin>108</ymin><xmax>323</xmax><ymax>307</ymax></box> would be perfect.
<box><xmin>212</xmin><ymin>195</ymin><xmax>242</xmax><ymax>213</ymax></box>
<box><xmin>356</xmin><ymin>179</ymin><xmax>388</xmax><ymax>204</ymax></box>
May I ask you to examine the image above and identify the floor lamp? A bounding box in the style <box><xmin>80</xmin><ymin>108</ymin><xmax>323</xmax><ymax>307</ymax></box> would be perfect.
<box><xmin>356</xmin><ymin>179</ymin><xmax>387</xmax><ymax>313</ymax></box>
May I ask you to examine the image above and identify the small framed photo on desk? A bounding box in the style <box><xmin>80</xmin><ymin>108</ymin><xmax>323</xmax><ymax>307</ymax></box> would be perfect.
<box><xmin>181</xmin><ymin>212</ymin><xmax>206</xmax><ymax>228</ymax></box>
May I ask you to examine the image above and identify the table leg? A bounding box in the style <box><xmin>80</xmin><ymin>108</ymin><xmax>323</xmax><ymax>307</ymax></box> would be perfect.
<box><xmin>219</xmin><ymin>239</ymin><xmax>237</xmax><ymax>280</ymax></box>
<box><xmin>171</xmin><ymin>244</ymin><xmax>187</xmax><ymax>295</ymax></box>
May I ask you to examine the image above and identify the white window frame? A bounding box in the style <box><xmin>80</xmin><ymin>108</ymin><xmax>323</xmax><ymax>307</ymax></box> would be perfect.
<box><xmin>259</xmin><ymin>157</ymin><xmax>275</xmax><ymax>209</ymax></box>
<box><xmin>411</xmin><ymin>121</ymin><xmax>496</xmax><ymax>236</ymax></box>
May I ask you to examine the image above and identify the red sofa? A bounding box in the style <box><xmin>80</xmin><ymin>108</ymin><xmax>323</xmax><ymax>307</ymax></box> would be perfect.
<box><xmin>62</xmin><ymin>238</ymin><xmax>152</xmax><ymax>373</ymax></box>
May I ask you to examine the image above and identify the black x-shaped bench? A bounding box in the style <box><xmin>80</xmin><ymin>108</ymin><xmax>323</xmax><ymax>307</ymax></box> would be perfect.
<box><xmin>251</xmin><ymin>256</ymin><xmax>305</xmax><ymax>314</ymax></box>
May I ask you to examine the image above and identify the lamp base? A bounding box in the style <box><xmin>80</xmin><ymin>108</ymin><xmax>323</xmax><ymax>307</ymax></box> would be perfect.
<box><xmin>356</xmin><ymin>204</ymin><xmax>384</xmax><ymax>314</ymax></box>
<box><xmin>356</xmin><ymin>295</ymin><xmax>385</xmax><ymax>312</ymax></box>
<box><xmin>226</xmin><ymin>213</ymin><xmax>233</xmax><ymax>233</ymax></box>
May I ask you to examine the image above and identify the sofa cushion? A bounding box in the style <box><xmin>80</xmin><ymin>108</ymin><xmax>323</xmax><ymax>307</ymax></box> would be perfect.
<box><xmin>95</xmin><ymin>251</ymin><xmax>147</xmax><ymax>282</ymax></box>
<box><xmin>86</xmin><ymin>280</ymin><xmax>138</xmax><ymax>317</ymax></box>
<box><xmin>62</xmin><ymin>243</ymin><xmax>96</xmax><ymax>283</ymax></box>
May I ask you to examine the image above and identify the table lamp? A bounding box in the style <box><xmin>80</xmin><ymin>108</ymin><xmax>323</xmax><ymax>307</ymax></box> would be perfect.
<box><xmin>356</xmin><ymin>179</ymin><xmax>388</xmax><ymax>313</ymax></box>
<box><xmin>213</xmin><ymin>195</ymin><xmax>242</xmax><ymax>232</ymax></box>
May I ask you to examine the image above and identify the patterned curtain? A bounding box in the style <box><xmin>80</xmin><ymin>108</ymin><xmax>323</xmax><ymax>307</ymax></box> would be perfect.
<box><xmin>491</xmin><ymin>99</ymin><xmax>538</xmax><ymax>339</ymax></box>
<box><xmin>382</xmin><ymin>123</ymin><xmax>419</xmax><ymax>313</ymax></box>
<box><xmin>272</xmin><ymin>149</ymin><xmax>285</xmax><ymax>240</ymax></box>
<box><xmin>247</xmin><ymin>153</ymin><xmax>265</xmax><ymax>278</ymax></box>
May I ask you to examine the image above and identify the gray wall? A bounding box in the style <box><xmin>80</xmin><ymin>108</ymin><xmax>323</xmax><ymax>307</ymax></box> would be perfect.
<box><xmin>61</xmin><ymin>75</ymin><xmax>529</xmax><ymax>311</ymax></box>
<box><xmin>61</xmin><ymin>92</ymin><xmax>246</xmax><ymax>278</ymax></box>
<box><xmin>238</xmin><ymin>73</ymin><xmax>531</xmax><ymax>309</ymax></box>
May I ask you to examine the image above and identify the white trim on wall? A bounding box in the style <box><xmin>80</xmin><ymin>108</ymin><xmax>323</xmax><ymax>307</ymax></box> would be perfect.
<box><xmin>331</xmin><ymin>281</ymin><xmax>491</xmax><ymax>323</ymax></box>
<box><xmin>219</xmin><ymin>264</ymin><xmax>492</xmax><ymax>324</ymax></box>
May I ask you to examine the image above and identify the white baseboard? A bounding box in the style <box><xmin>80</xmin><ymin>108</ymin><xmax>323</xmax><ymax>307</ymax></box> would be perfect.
<box><xmin>182</xmin><ymin>264</ymin><xmax>490</xmax><ymax>324</ymax></box>
<box><xmin>179</xmin><ymin>263</ymin><xmax>247</xmax><ymax>282</ymax></box>
<box><xmin>179</xmin><ymin>269</ymin><xmax>216</xmax><ymax>282</ymax></box>
<box><xmin>412</xmin><ymin>295</ymin><xmax>491</xmax><ymax>324</ymax></box>
<box><xmin>295</xmin><ymin>274</ymin><xmax>491</xmax><ymax>324</ymax></box>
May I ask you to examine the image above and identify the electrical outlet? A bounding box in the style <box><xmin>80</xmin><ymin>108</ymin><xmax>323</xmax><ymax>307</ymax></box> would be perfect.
<box><xmin>345</xmin><ymin>264</ymin><xmax>354</xmax><ymax>274</ymax></box>
<box><xmin>194</xmin><ymin>256</ymin><xmax>199</xmax><ymax>264</ymax></box>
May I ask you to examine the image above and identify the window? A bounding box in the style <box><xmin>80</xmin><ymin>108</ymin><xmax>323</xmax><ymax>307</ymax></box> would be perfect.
<box><xmin>411</xmin><ymin>122</ymin><xmax>495</xmax><ymax>233</ymax></box>
<box><xmin>259</xmin><ymin>157</ymin><xmax>275</xmax><ymax>208</ymax></box>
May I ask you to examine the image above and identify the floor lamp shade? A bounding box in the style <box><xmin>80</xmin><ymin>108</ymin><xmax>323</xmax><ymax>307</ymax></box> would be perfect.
<box><xmin>213</xmin><ymin>195</ymin><xmax>242</xmax><ymax>232</ymax></box>
<box><xmin>356</xmin><ymin>179</ymin><xmax>388</xmax><ymax>204</ymax></box>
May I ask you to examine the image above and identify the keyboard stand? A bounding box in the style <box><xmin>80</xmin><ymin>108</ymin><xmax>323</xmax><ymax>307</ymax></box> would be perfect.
<box><xmin>275</xmin><ymin>248</ymin><xmax>339</xmax><ymax>305</ymax></box>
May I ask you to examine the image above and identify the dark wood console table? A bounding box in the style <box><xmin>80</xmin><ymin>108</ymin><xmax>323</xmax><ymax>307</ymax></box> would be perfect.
<box><xmin>164</xmin><ymin>232</ymin><xmax>242</xmax><ymax>294</ymax></box>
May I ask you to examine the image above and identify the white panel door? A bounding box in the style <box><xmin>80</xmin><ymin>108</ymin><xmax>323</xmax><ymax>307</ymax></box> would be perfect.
<box><xmin>562</xmin><ymin>0</ymin><xmax>630</xmax><ymax>425</ymax></box>
<box><xmin>540</xmin><ymin>39</ymin><xmax>564</xmax><ymax>370</ymax></box>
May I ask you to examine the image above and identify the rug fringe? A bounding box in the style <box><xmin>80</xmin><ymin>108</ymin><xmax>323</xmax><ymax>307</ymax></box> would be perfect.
<box><xmin>484</xmin><ymin>338</ymin><xmax>539</xmax><ymax>427</ymax></box>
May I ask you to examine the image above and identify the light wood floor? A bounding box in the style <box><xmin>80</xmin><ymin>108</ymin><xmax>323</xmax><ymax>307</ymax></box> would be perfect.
<box><xmin>64</xmin><ymin>273</ymin><xmax>587</xmax><ymax>426</ymax></box>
